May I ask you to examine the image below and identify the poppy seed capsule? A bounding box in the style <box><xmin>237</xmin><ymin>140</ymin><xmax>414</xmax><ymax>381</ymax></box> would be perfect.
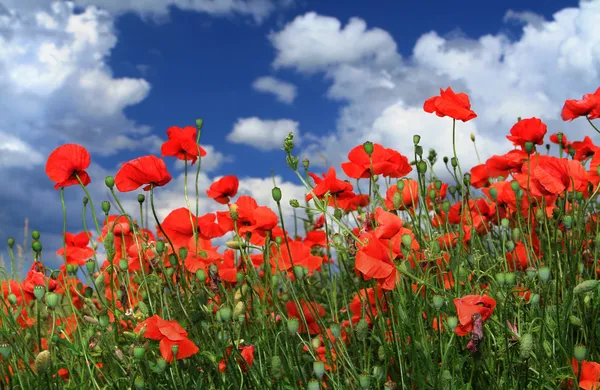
<box><xmin>7</xmin><ymin>237</ymin><xmax>14</xmax><ymax>248</ymax></box>
<box><xmin>574</xmin><ymin>344</ymin><xmax>587</xmax><ymax>361</ymax></box>
<box><xmin>104</xmin><ymin>176</ymin><xmax>115</xmax><ymax>188</ymax></box>
<box><xmin>417</xmin><ymin>161</ymin><xmax>427</xmax><ymax>174</ymax></box>
<box><xmin>289</xmin><ymin>199</ymin><xmax>300</xmax><ymax>208</ymax></box>
<box><xmin>33</xmin><ymin>285</ymin><xmax>45</xmax><ymax>301</ymax></box>
<box><xmin>7</xmin><ymin>294</ymin><xmax>17</xmax><ymax>305</ymax></box>
<box><xmin>363</xmin><ymin>141</ymin><xmax>374</xmax><ymax>156</ymax></box>
<box><xmin>359</xmin><ymin>374</ymin><xmax>371</xmax><ymax>389</ymax></box>
<box><xmin>356</xmin><ymin>318</ymin><xmax>369</xmax><ymax>341</ymax></box>
<box><xmin>287</xmin><ymin>318</ymin><xmax>299</xmax><ymax>334</ymax></box>
<box><xmin>134</xmin><ymin>377</ymin><xmax>145</xmax><ymax>390</ymax></box>
<box><xmin>307</xmin><ymin>379</ymin><xmax>320</xmax><ymax>390</ymax></box>
<box><xmin>0</xmin><ymin>344</ymin><xmax>10</xmax><ymax>359</ymax></box>
<box><xmin>32</xmin><ymin>230</ymin><xmax>40</xmax><ymax>240</ymax></box>
<box><xmin>45</xmin><ymin>292</ymin><xmax>58</xmax><ymax>309</ymax></box>
<box><xmin>538</xmin><ymin>267</ymin><xmax>551</xmax><ymax>283</ymax></box>
<box><xmin>313</xmin><ymin>361</ymin><xmax>325</xmax><ymax>379</ymax></box>
<box><xmin>101</xmin><ymin>201</ymin><xmax>111</xmax><ymax>215</ymax></box>
<box><xmin>447</xmin><ymin>316</ymin><xmax>458</xmax><ymax>331</ymax></box>
<box><xmin>137</xmin><ymin>194</ymin><xmax>145</xmax><ymax>203</ymax></box>
<box><xmin>432</xmin><ymin>295</ymin><xmax>444</xmax><ymax>310</ymax></box>
<box><xmin>133</xmin><ymin>345</ymin><xmax>145</xmax><ymax>360</ymax></box>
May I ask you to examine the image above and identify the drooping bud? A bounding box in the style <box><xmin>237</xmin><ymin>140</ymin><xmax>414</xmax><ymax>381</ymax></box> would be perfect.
<box><xmin>104</xmin><ymin>176</ymin><xmax>115</xmax><ymax>189</ymax></box>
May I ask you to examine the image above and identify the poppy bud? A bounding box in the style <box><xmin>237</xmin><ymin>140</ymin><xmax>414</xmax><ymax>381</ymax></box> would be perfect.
<box><xmin>363</xmin><ymin>141</ymin><xmax>374</xmax><ymax>156</ymax></box>
<box><xmin>512</xmin><ymin>228</ymin><xmax>521</xmax><ymax>242</ymax></box>
<box><xmin>283</xmin><ymin>132</ymin><xmax>295</xmax><ymax>153</ymax></box>
<box><xmin>101</xmin><ymin>201</ymin><xmax>111</xmax><ymax>215</ymax></box>
<box><xmin>34</xmin><ymin>285</ymin><xmax>45</xmax><ymax>301</ymax></box>
<box><xmin>415</xmin><ymin>145</ymin><xmax>423</xmax><ymax>157</ymax></box>
<box><xmin>574</xmin><ymin>344</ymin><xmax>587</xmax><ymax>361</ymax></box>
<box><xmin>287</xmin><ymin>318</ymin><xmax>299</xmax><ymax>334</ymax></box>
<box><xmin>562</xmin><ymin>215</ymin><xmax>572</xmax><ymax>229</ymax></box>
<box><xmin>219</xmin><ymin>307</ymin><xmax>232</xmax><ymax>322</ymax></box>
<box><xmin>538</xmin><ymin>267</ymin><xmax>551</xmax><ymax>283</ymax></box>
<box><xmin>95</xmin><ymin>273</ymin><xmax>105</xmax><ymax>287</ymax></box>
<box><xmin>229</xmin><ymin>203</ymin><xmax>239</xmax><ymax>221</ymax></box>
<box><xmin>428</xmin><ymin>189</ymin><xmax>436</xmax><ymax>200</ymax></box>
<box><xmin>137</xmin><ymin>194</ymin><xmax>145</xmax><ymax>203</ymax></box>
<box><xmin>226</xmin><ymin>239</ymin><xmax>246</xmax><ymax>250</ymax></box>
<box><xmin>372</xmin><ymin>365</ymin><xmax>384</xmax><ymax>380</ymax></box>
<box><xmin>7</xmin><ymin>237</ymin><xmax>14</xmax><ymax>248</ymax></box>
<box><xmin>520</xmin><ymin>333</ymin><xmax>533</xmax><ymax>359</ymax></box>
<box><xmin>334</xmin><ymin>208</ymin><xmax>343</xmax><ymax>220</ymax></box>
<box><xmin>119</xmin><ymin>259</ymin><xmax>128</xmax><ymax>271</ymax></box>
<box><xmin>134</xmin><ymin>377</ymin><xmax>145</xmax><ymax>390</ymax></box>
<box><xmin>32</xmin><ymin>241</ymin><xmax>42</xmax><ymax>253</ymax></box>
<box><xmin>504</xmin><ymin>241</ymin><xmax>514</xmax><ymax>252</ymax></box>
<box><xmin>83</xmin><ymin>196</ymin><xmax>89</xmax><ymax>205</ymax></box>
<box><xmin>275</xmin><ymin>236</ymin><xmax>283</xmax><ymax>245</ymax></box>
<box><xmin>272</xmin><ymin>187</ymin><xmax>282</xmax><ymax>203</ymax></box>
<box><xmin>271</xmin><ymin>355</ymin><xmax>282</xmax><ymax>379</ymax></box>
<box><xmin>463</xmin><ymin>173</ymin><xmax>471</xmax><ymax>186</ymax></box>
<box><xmin>470</xmin><ymin>133</ymin><xmax>476</xmax><ymax>142</ymax></box>
<box><xmin>450</xmin><ymin>157</ymin><xmax>458</xmax><ymax>168</ymax></box>
<box><xmin>524</xmin><ymin>142</ymin><xmax>535</xmax><ymax>154</ymax></box>
<box><xmin>307</xmin><ymin>379</ymin><xmax>320</xmax><ymax>390</ymax></box>
<box><xmin>7</xmin><ymin>294</ymin><xmax>17</xmax><ymax>305</ymax></box>
<box><xmin>442</xmin><ymin>201</ymin><xmax>450</xmax><ymax>213</ymax></box>
<box><xmin>313</xmin><ymin>361</ymin><xmax>325</xmax><ymax>379</ymax></box>
<box><xmin>356</xmin><ymin>318</ymin><xmax>369</xmax><ymax>341</ymax></box>
<box><xmin>489</xmin><ymin>187</ymin><xmax>498</xmax><ymax>200</ymax></box>
<box><xmin>411</xmin><ymin>134</ymin><xmax>421</xmax><ymax>145</ymax></box>
<box><xmin>443</xmin><ymin>156</ymin><xmax>449</xmax><ymax>164</ymax></box>
<box><xmin>34</xmin><ymin>350</ymin><xmax>51</xmax><ymax>373</ymax></box>
<box><xmin>401</xmin><ymin>234</ymin><xmax>412</xmax><ymax>248</ymax></box>
<box><xmin>573</xmin><ymin>280</ymin><xmax>599</xmax><ymax>295</ymax></box>
<box><xmin>31</xmin><ymin>230</ymin><xmax>40</xmax><ymax>240</ymax></box>
<box><xmin>330</xmin><ymin>323</ymin><xmax>341</xmax><ymax>338</ymax></box>
<box><xmin>448</xmin><ymin>186</ymin><xmax>456</xmax><ymax>196</ymax></box>
<box><xmin>569</xmin><ymin>315</ymin><xmax>582</xmax><ymax>327</ymax></box>
<box><xmin>178</xmin><ymin>247</ymin><xmax>188</xmax><ymax>261</ymax></box>
<box><xmin>45</xmin><ymin>292</ymin><xmax>58</xmax><ymax>309</ymax></box>
<box><xmin>104</xmin><ymin>176</ymin><xmax>115</xmax><ymax>189</ymax></box>
<box><xmin>289</xmin><ymin>199</ymin><xmax>300</xmax><ymax>208</ymax></box>
<box><xmin>530</xmin><ymin>293</ymin><xmax>540</xmax><ymax>306</ymax></box>
<box><xmin>417</xmin><ymin>161</ymin><xmax>427</xmax><ymax>174</ymax></box>
<box><xmin>447</xmin><ymin>316</ymin><xmax>458</xmax><ymax>331</ymax></box>
<box><xmin>302</xmin><ymin>158</ymin><xmax>310</xmax><ymax>171</ymax></box>
<box><xmin>155</xmin><ymin>240</ymin><xmax>165</xmax><ymax>255</ymax></box>
<box><xmin>293</xmin><ymin>265</ymin><xmax>306</xmax><ymax>280</ymax></box>
<box><xmin>0</xmin><ymin>344</ymin><xmax>10</xmax><ymax>359</ymax></box>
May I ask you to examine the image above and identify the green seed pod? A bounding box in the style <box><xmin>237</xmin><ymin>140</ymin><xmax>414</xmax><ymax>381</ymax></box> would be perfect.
<box><xmin>166</xmin><ymin>268</ymin><xmax>175</xmax><ymax>278</ymax></box>
<box><xmin>99</xmin><ymin>313</ymin><xmax>109</xmax><ymax>328</ymax></box>
<box><xmin>574</xmin><ymin>344</ymin><xmax>587</xmax><ymax>361</ymax></box>
<box><xmin>307</xmin><ymin>379</ymin><xmax>320</xmax><ymax>390</ymax></box>
<box><xmin>219</xmin><ymin>307</ymin><xmax>232</xmax><ymax>322</ymax></box>
<box><xmin>313</xmin><ymin>361</ymin><xmax>325</xmax><ymax>379</ymax></box>
<box><xmin>538</xmin><ymin>267</ymin><xmax>551</xmax><ymax>283</ymax></box>
<box><xmin>156</xmin><ymin>358</ymin><xmax>167</xmax><ymax>373</ymax></box>
<box><xmin>401</xmin><ymin>234</ymin><xmax>412</xmax><ymax>248</ymax></box>
<box><xmin>196</xmin><ymin>269</ymin><xmax>206</xmax><ymax>283</ymax></box>
<box><xmin>334</xmin><ymin>208</ymin><xmax>343</xmax><ymax>219</ymax></box>
<box><xmin>359</xmin><ymin>374</ymin><xmax>371</xmax><ymax>389</ymax></box>
<box><xmin>138</xmin><ymin>301</ymin><xmax>149</xmax><ymax>315</ymax></box>
<box><xmin>562</xmin><ymin>215</ymin><xmax>573</xmax><ymax>229</ymax></box>
<box><xmin>330</xmin><ymin>323</ymin><xmax>341</xmax><ymax>338</ymax></box>
<box><xmin>505</xmin><ymin>272</ymin><xmax>516</xmax><ymax>287</ymax></box>
<box><xmin>119</xmin><ymin>258</ymin><xmax>128</xmax><ymax>271</ymax></box>
<box><xmin>530</xmin><ymin>293</ymin><xmax>540</xmax><ymax>306</ymax></box>
<box><xmin>0</xmin><ymin>344</ymin><xmax>10</xmax><ymax>359</ymax></box>
<box><xmin>573</xmin><ymin>280</ymin><xmax>599</xmax><ymax>295</ymax></box>
<box><xmin>287</xmin><ymin>318</ymin><xmax>299</xmax><ymax>334</ymax></box>
<box><xmin>356</xmin><ymin>318</ymin><xmax>369</xmax><ymax>341</ymax></box>
<box><xmin>432</xmin><ymin>295</ymin><xmax>444</xmax><ymax>311</ymax></box>
<box><xmin>86</xmin><ymin>259</ymin><xmax>96</xmax><ymax>273</ymax></box>
<box><xmin>45</xmin><ymin>292</ymin><xmax>59</xmax><ymax>309</ymax></box>
<box><xmin>33</xmin><ymin>285</ymin><xmax>45</xmax><ymax>301</ymax></box>
<box><xmin>525</xmin><ymin>267</ymin><xmax>537</xmax><ymax>279</ymax></box>
<box><xmin>289</xmin><ymin>199</ymin><xmax>300</xmax><ymax>208</ymax></box>
<box><xmin>447</xmin><ymin>316</ymin><xmax>458</xmax><ymax>332</ymax></box>
<box><xmin>7</xmin><ymin>294</ymin><xmax>17</xmax><ymax>305</ymax></box>
<box><xmin>137</xmin><ymin>194</ymin><xmax>145</xmax><ymax>203</ymax></box>
<box><xmin>7</xmin><ymin>238</ymin><xmax>14</xmax><ymax>248</ymax></box>
<box><xmin>417</xmin><ymin>161</ymin><xmax>428</xmax><ymax>174</ymax></box>
<box><xmin>520</xmin><ymin>333</ymin><xmax>533</xmax><ymax>359</ymax></box>
<box><xmin>34</xmin><ymin>350</ymin><xmax>51</xmax><ymax>373</ymax></box>
<box><xmin>101</xmin><ymin>201</ymin><xmax>111</xmax><ymax>215</ymax></box>
<box><xmin>413</xmin><ymin>135</ymin><xmax>421</xmax><ymax>145</ymax></box>
<box><xmin>155</xmin><ymin>240</ymin><xmax>165</xmax><ymax>255</ymax></box>
<box><xmin>504</xmin><ymin>241</ymin><xmax>515</xmax><ymax>252</ymax></box>
<box><xmin>363</xmin><ymin>141</ymin><xmax>374</xmax><ymax>156</ymax></box>
<box><xmin>134</xmin><ymin>376</ymin><xmax>145</xmax><ymax>390</ymax></box>
<box><xmin>293</xmin><ymin>265</ymin><xmax>306</xmax><ymax>280</ymax></box>
<box><xmin>32</xmin><ymin>230</ymin><xmax>41</xmax><ymax>240</ymax></box>
<box><xmin>178</xmin><ymin>247</ymin><xmax>188</xmax><ymax>261</ymax></box>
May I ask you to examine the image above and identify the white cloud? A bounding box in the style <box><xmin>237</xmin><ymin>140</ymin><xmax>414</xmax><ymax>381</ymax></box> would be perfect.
<box><xmin>504</xmin><ymin>10</ymin><xmax>546</xmax><ymax>28</ymax></box>
<box><xmin>227</xmin><ymin>117</ymin><xmax>300</xmax><ymax>150</ymax></box>
<box><xmin>1</xmin><ymin>0</ymin><xmax>278</xmax><ymax>23</ymax></box>
<box><xmin>270</xmin><ymin>3</ymin><xmax>600</xmax><ymax>179</ymax></box>
<box><xmin>269</xmin><ymin>12</ymin><xmax>400</xmax><ymax>73</ymax></box>
<box><xmin>252</xmin><ymin>76</ymin><xmax>297</xmax><ymax>104</ymax></box>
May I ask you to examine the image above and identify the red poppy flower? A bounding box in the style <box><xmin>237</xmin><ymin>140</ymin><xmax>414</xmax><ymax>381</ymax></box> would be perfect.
<box><xmin>572</xmin><ymin>358</ymin><xmax>600</xmax><ymax>390</ymax></box>
<box><xmin>453</xmin><ymin>295</ymin><xmax>496</xmax><ymax>336</ymax></box>
<box><xmin>506</xmin><ymin>118</ymin><xmax>547</xmax><ymax>149</ymax></box>
<box><xmin>270</xmin><ymin>240</ymin><xmax>323</xmax><ymax>274</ymax></box>
<box><xmin>56</xmin><ymin>232</ymin><xmax>95</xmax><ymax>265</ymax></box>
<box><xmin>307</xmin><ymin>167</ymin><xmax>353</xmax><ymax>201</ymax></box>
<box><xmin>161</xmin><ymin>126</ymin><xmax>206</xmax><ymax>164</ymax></box>
<box><xmin>561</xmin><ymin>87</ymin><xmax>600</xmax><ymax>121</ymax></box>
<box><xmin>304</xmin><ymin>230</ymin><xmax>327</xmax><ymax>248</ymax></box>
<box><xmin>286</xmin><ymin>300</ymin><xmax>326</xmax><ymax>335</ymax></box>
<box><xmin>348</xmin><ymin>287</ymin><xmax>386</xmax><ymax>324</ymax></box>
<box><xmin>206</xmin><ymin>175</ymin><xmax>239</xmax><ymax>204</ymax></box>
<box><xmin>514</xmin><ymin>155</ymin><xmax>588</xmax><ymax>197</ymax></box>
<box><xmin>384</xmin><ymin>179</ymin><xmax>419</xmax><ymax>211</ymax></box>
<box><xmin>160</xmin><ymin>208</ymin><xmax>225</xmax><ymax>251</ymax></box>
<box><xmin>341</xmin><ymin>144</ymin><xmax>412</xmax><ymax>179</ymax></box>
<box><xmin>469</xmin><ymin>164</ymin><xmax>490</xmax><ymax>189</ymax></box>
<box><xmin>219</xmin><ymin>345</ymin><xmax>256</xmax><ymax>373</ymax></box>
<box><xmin>45</xmin><ymin>144</ymin><xmax>91</xmax><ymax>189</ymax></box>
<box><xmin>423</xmin><ymin>87</ymin><xmax>477</xmax><ymax>122</ymax></box>
<box><xmin>571</xmin><ymin>136</ymin><xmax>600</xmax><ymax>161</ymax></box>
<box><xmin>485</xmin><ymin>150</ymin><xmax>528</xmax><ymax>178</ymax></box>
<box><xmin>115</xmin><ymin>155</ymin><xmax>172</xmax><ymax>192</ymax></box>
<box><xmin>374</xmin><ymin>207</ymin><xmax>402</xmax><ymax>239</ymax></box>
<box><xmin>134</xmin><ymin>315</ymin><xmax>199</xmax><ymax>362</ymax></box>
<box><xmin>355</xmin><ymin>233</ymin><xmax>397</xmax><ymax>290</ymax></box>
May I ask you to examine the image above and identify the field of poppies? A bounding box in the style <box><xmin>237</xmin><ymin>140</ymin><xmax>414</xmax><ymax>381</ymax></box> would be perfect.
<box><xmin>2</xmin><ymin>86</ymin><xmax>600</xmax><ymax>389</ymax></box>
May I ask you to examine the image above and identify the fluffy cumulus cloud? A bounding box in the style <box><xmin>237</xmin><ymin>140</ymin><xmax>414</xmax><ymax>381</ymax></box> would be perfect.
<box><xmin>174</xmin><ymin>144</ymin><xmax>233</xmax><ymax>173</ymax></box>
<box><xmin>269</xmin><ymin>1</ymin><xmax>600</xmax><ymax>178</ymax></box>
<box><xmin>252</xmin><ymin>76</ymin><xmax>297</xmax><ymax>104</ymax></box>
<box><xmin>227</xmin><ymin>117</ymin><xmax>300</xmax><ymax>150</ymax></box>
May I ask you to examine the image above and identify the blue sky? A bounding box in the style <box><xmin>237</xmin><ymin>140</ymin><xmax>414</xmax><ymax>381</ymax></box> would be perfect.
<box><xmin>0</xmin><ymin>0</ymin><xmax>596</xmax><ymax>269</ymax></box>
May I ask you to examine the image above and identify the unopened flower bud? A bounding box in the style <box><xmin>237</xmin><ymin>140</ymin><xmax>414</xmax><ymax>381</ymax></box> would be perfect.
<box><xmin>313</xmin><ymin>361</ymin><xmax>325</xmax><ymax>379</ymax></box>
<box><xmin>520</xmin><ymin>333</ymin><xmax>533</xmax><ymax>359</ymax></box>
<box><xmin>101</xmin><ymin>201</ymin><xmax>111</xmax><ymax>215</ymax></box>
<box><xmin>538</xmin><ymin>267</ymin><xmax>551</xmax><ymax>283</ymax></box>
<box><xmin>7</xmin><ymin>238</ymin><xmax>14</xmax><ymax>248</ymax></box>
<box><xmin>289</xmin><ymin>199</ymin><xmax>300</xmax><ymax>208</ymax></box>
<box><xmin>287</xmin><ymin>318</ymin><xmax>299</xmax><ymax>334</ymax></box>
<box><xmin>45</xmin><ymin>292</ymin><xmax>59</xmax><ymax>309</ymax></box>
<box><xmin>34</xmin><ymin>350</ymin><xmax>51</xmax><ymax>373</ymax></box>
<box><xmin>32</xmin><ymin>241</ymin><xmax>42</xmax><ymax>253</ymax></box>
<box><xmin>447</xmin><ymin>316</ymin><xmax>458</xmax><ymax>331</ymax></box>
<box><xmin>272</xmin><ymin>187</ymin><xmax>282</xmax><ymax>203</ymax></box>
<box><xmin>356</xmin><ymin>318</ymin><xmax>369</xmax><ymax>341</ymax></box>
<box><xmin>104</xmin><ymin>176</ymin><xmax>115</xmax><ymax>189</ymax></box>
<box><xmin>137</xmin><ymin>194</ymin><xmax>145</xmax><ymax>203</ymax></box>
